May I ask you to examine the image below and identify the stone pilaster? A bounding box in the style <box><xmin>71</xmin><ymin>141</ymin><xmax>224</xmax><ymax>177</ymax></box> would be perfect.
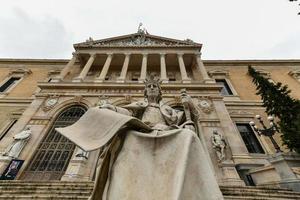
<box><xmin>177</xmin><ymin>53</ymin><xmax>191</xmax><ymax>83</ymax></box>
<box><xmin>117</xmin><ymin>53</ymin><xmax>131</xmax><ymax>83</ymax></box>
<box><xmin>95</xmin><ymin>53</ymin><xmax>113</xmax><ymax>82</ymax></box>
<box><xmin>139</xmin><ymin>53</ymin><xmax>148</xmax><ymax>83</ymax></box>
<box><xmin>160</xmin><ymin>53</ymin><xmax>168</xmax><ymax>83</ymax></box>
<box><xmin>73</xmin><ymin>54</ymin><xmax>96</xmax><ymax>82</ymax></box>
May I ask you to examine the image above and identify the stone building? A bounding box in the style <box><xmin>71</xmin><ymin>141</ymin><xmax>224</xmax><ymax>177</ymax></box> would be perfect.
<box><xmin>0</xmin><ymin>31</ymin><xmax>300</xmax><ymax>198</ymax></box>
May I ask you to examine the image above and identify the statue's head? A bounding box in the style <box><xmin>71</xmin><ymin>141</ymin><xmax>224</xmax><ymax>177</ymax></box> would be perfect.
<box><xmin>144</xmin><ymin>75</ymin><xmax>162</xmax><ymax>102</ymax></box>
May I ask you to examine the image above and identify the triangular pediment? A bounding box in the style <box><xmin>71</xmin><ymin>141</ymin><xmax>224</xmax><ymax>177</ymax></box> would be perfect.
<box><xmin>74</xmin><ymin>33</ymin><xmax>202</xmax><ymax>49</ymax></box>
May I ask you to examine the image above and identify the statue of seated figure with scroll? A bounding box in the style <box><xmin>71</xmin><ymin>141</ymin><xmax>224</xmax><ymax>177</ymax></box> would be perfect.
<box><xmin>56</xmin><ymin>76</ymin><xmax>224</xmax><ymax>200</ymax></box>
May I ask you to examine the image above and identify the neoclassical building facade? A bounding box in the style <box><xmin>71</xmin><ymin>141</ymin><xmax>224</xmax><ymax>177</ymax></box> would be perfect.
<box><xmin>0</xmin><ymin>32</ymin><xmax>300</xmax><ymax>190</ymax></box>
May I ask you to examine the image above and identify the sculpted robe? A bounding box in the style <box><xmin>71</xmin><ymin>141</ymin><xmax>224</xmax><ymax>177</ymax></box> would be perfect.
<box><xmin>56</xmin><ymin>101</ymin><xmax>224</xmax><ymax>200</ymax></box>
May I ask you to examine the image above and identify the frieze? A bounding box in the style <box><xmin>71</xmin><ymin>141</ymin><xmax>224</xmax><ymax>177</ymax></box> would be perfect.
<box><xmin>28</xmin><ymin>119</ymin><xmax>49</xmax><ymax>125</ymax></box>
<box><xmin>229</xmin><ymin>110</ymin><xmax>254</xmax><ymax>117</ymax></box>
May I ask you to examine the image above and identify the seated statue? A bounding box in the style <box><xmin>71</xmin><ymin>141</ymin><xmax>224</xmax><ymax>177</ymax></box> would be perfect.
<box><xmin>57</xmin><ymin>76</ymin><xmax>224</xmax><ymax>200</ymax></box>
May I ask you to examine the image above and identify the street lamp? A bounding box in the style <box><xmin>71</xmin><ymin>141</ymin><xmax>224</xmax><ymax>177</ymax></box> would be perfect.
<box><xmin>250</xmin><ymin>115</ymin><xmax>282</xmax><ymax>153</ymax></box>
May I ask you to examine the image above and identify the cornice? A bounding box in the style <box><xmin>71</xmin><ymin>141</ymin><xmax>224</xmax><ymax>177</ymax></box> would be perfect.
<box><xmin>37</xmin><ymin>82</ymin><xmax>223</xmax><ymax>91</ymax></box>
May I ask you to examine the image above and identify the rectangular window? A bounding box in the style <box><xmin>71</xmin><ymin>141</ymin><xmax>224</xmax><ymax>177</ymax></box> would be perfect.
<box><xmin>236</xmin><ymin>123</ymin><xmax>264</xmax><ymax>153</ymax></box>
<box><xmin>216</xmin><ymin>79</ymin><xmax>233</xmax><ymax>95</ymax></box>
<box><xmin>0</xmin><ymin>77</ymin><xmax>21</xmax><ymax>92</ymax></box>
<box><xmin>0</xmin><ymin>119</ymin><xmax>18</xmax><ymax>140</ymax></box>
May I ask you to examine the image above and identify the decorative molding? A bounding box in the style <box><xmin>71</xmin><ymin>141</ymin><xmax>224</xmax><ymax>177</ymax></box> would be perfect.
<box><xmin>28</xmin><ymin>119</ymin><xmax>49</xmax><ymax>125</ymax></box>
<box><xmin>288</xmin><ymin>70</ymin><xmax>300</xmax><ymax>79</ymax></box>
<box><xmin>43</xmin><ymin>95</ymin><xmax>59</xmax><ymax>112</ymax></box>
<box><xmin>255</xmin><ymin>69</ymin><xmax>271</xmax><ymax>79</ymax></box>
<box><xmin>197</xmin><ymin>96</ymin><xmax>214</xmax><ymax>114</ymax></box>
<box><xmin>48</xmin><ymin>69</ymin><xmax>61</xmax><ymax>76</ymax></box>
<box><xmin>208</xmin><ymin>69</ymin><xmax>229</xmax><ymax>77</ymax></box>
<box><xmin>229</xmin><ymin>110</ymin><xmax>254</xmax><ymax>118</ymax></box>
<box><xmin>74</xmin><ymin>95</ymin><xmax>83</xmax><ymax>103</ymax></box>
<box><xmin>96</xmin><ymin>95</ymin><xmax>110</xmax><ymax>106</ymax></box>
<box><xmin>9</xmin><ymin>68</ymin><xmax>32</xmax><ymax>76</ymax></box>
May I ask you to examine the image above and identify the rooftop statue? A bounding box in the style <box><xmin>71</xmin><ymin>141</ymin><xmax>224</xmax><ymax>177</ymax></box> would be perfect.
<box><xmin>56</xmin><ymin>76</ymin><xmax>224</xmax><ymax>200</ymax></box>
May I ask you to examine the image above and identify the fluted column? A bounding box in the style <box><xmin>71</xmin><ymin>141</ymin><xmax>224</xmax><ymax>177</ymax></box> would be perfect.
<box><xmin>117</xmin><ymin>53</ymin><xmax>131</xmax><ymax>83</ymax></box>
<box><xmin>177</xmin><ymin>53</ymin><xmax>191</xmax><ymax>83</ymax></box>
<box><xmin>160</xmin><ymin>53</ymin><xmax>168</xmax><ymax>83</ymax></box>
<box><xmin>95</xmin><ymin>53</ymin><xmax>113</xmax><ymax>82</ymax></box>
<box><xmin>139</xmin><ymin>53</ymin><xmax>148</xmax><ymax>83</ymax></box>
<box><xmin>53</xmin><ymin>52</ymin><xmax>77</xmax><ymax>82</ymax></box>
<box><xmin>195</xmin><ymin>53</ymin><xmax>214</xmax><ymax>83</ymax></box>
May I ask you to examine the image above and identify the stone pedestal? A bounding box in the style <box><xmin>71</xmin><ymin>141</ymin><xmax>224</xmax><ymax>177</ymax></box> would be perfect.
<box><xmin>61</xmin><ymin>157</ymin><xmax>89</xmax><ymax>181</ymax></box>
<box><xmin>219</xmin><ymin>160</ymin><xmax>245</xmax><ymax>186</ymax></box>
<box><xmin>0</xmin><ymin>156</ymin><xmax>12</xmax><ymax>176</ymax></box>
<box><xmin>268</xmin><ymin>152</ymin><xmax>300</xmax><ymax>191</ymax></box>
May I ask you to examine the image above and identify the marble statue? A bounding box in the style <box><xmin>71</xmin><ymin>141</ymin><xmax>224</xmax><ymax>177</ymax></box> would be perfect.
<box><xmin>211</xmin><ymin>130</ymin><xmax>227</xmax><ymax>162</ymax></box>
<box><xmin>56</xmin><ymin>76</ymin><xmax>224</xmax><ymax>200</ymax></box>
<box><xmin>3</xmin><ymin>127</ymin><xmax>31</xmax><ymax>158</ymax></box>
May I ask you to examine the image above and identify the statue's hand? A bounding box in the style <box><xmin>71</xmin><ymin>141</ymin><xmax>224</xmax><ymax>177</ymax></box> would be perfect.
<box><xmin>99</xmin><ymin>104</ymin><xmax>116</xmax><ymax>111</ymax></box>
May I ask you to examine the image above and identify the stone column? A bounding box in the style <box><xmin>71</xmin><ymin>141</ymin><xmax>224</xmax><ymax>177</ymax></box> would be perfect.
<box><xmin>117</xmin><ymin>53</ymin><xmax>131</xmax><ymax>83</ymax></box>
<box><xmin>160</xmin><ymin>53</ymin><xmax>168</xmax><ymax>83</ymax></box>
<box><xmin>73</xmin><ymin>54</ymin><xmax>96</xmax><ymax>82</ymax></box>
<box><xmin>95</xmin><ymin>53</ymin><xmax>113</xmax><ymax>82</ymax></box>
<box><xmin>139</xmin><ymin>53</ymin><xmax>148</xmax><ymax>83</ymax></box>
<box><xmin>195</xmin><ymin>53</ymin><xmax>214</xmax><ymax>83</ymax></box>
<box><xmin>177</xmin><ymin>53</ymin><xmax>191</xmax><ymax>83</ymax></box>
<box><xmin>53</xmin><ymin>52</ymin><xmax>77</xmax><ymax>82</ymax></box>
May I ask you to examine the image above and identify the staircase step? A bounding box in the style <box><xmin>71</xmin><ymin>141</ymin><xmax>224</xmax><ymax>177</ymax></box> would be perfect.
<box><xmin>224</xmin><ymin>196</ymin><xmax>290</xmax><ymax>200</ymax></box>
<box><xmin>0</xmin><ymin>181</ymin><xmax>300</xmax><ymax>200</ymax></box>
<box><xmin>0</xmin><ymin>195</ymin><xmax>90</xmax><ymax>200</ymax></box>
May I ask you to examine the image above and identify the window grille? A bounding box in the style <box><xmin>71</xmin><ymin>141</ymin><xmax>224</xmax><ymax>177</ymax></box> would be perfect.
<box><xmin>22</xmin><ymin>105</ymin><xmax>87</xmax><ymax>180</ymax></box>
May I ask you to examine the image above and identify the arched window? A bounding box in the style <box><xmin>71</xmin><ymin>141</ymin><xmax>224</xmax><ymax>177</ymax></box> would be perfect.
<box><xmin>22</xmin><ymin>105</ymin><xmax>87</xmax><ymax>181</ymax></box>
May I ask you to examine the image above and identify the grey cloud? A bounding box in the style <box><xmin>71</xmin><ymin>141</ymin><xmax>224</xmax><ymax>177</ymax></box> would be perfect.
<box><xmin>0</xmin><ymin>7</ymin><xmax>73</xmax><ymax>59</ymax></box>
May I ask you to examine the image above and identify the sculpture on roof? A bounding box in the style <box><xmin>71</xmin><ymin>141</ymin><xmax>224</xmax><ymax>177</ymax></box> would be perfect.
<box><xmin>137</xmin><ymin>22</ymin><xmax>149</xmax><ymax>35</ymax></box>
<box><xmin>56</xmin><ymin>75</ymin><xmax>224</xmax><ymax>200</ymax></box>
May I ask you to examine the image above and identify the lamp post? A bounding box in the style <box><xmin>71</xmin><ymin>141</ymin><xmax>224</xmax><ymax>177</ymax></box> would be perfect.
<box><xmin>250</xmin><ymin>115</ymin><xmax>282</xmax><ymax>153</ymax></box>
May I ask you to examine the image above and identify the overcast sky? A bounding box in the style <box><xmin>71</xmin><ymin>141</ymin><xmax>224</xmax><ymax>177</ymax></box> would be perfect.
<box><xmin>0</xmin><ymin>0</ymin><xmax>299</xmax><ymax>60</ymax></box>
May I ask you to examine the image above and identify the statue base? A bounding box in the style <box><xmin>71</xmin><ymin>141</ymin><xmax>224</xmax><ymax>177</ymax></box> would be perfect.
<box><xmin>219</xmin><ymin>160</ymin><xmax>245</xmax><ymax>186</ymax></box>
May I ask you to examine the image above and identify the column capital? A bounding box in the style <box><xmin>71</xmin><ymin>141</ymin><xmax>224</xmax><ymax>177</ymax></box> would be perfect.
<box><xmin>160</xmin><ymin>53</ymin><xmax>166</xmax><ymax>57</ymax></box>
<box><xmin>195</xmin><ymin>52</ymin><xmax>202</xmax><ymax>58</ymax></box>
<box><xmin>90</xmin><ymin>53</ymin><xmax>97</xmax><ymax>58</ymax></box>
<box><xmin>177</xmin><ymin>52</ymin><xmax>184</xmax><ymax>57</ymax></box>
<box><xmin>106</xmin><ymin>53</ymin><xmax>114</xmax><ymax>57</ymax></box>
<box><xmin>124</xmin><ymin>53</ymin><xmax>131</xmax><ymax>57</ymax></box>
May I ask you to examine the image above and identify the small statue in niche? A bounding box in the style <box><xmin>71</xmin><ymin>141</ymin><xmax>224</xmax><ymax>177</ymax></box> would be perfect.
<box><xmin>211</xmin><ymin>130</ymin><xmax>227</xmax><ymax>162</ymax></box>
<box><xmin>2</xmin><ymin>127</ymin><xmax>31</xmax><ymax>158</ymax></box>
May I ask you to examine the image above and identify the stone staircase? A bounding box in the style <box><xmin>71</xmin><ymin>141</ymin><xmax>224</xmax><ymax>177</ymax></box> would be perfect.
<box><xmin>0</xmin><ymin>181</ymin><xmax>94</xmax><ymax>199</ymax></box>
<box><xmin>221</xmin><ymin>185</ymin><xmax>300</xmax><ymax>200</ymax></box>
<box><xmin>0</xmin><ymin>181</ymin><xmax>300</xmax><ymax>199</ymax></box>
